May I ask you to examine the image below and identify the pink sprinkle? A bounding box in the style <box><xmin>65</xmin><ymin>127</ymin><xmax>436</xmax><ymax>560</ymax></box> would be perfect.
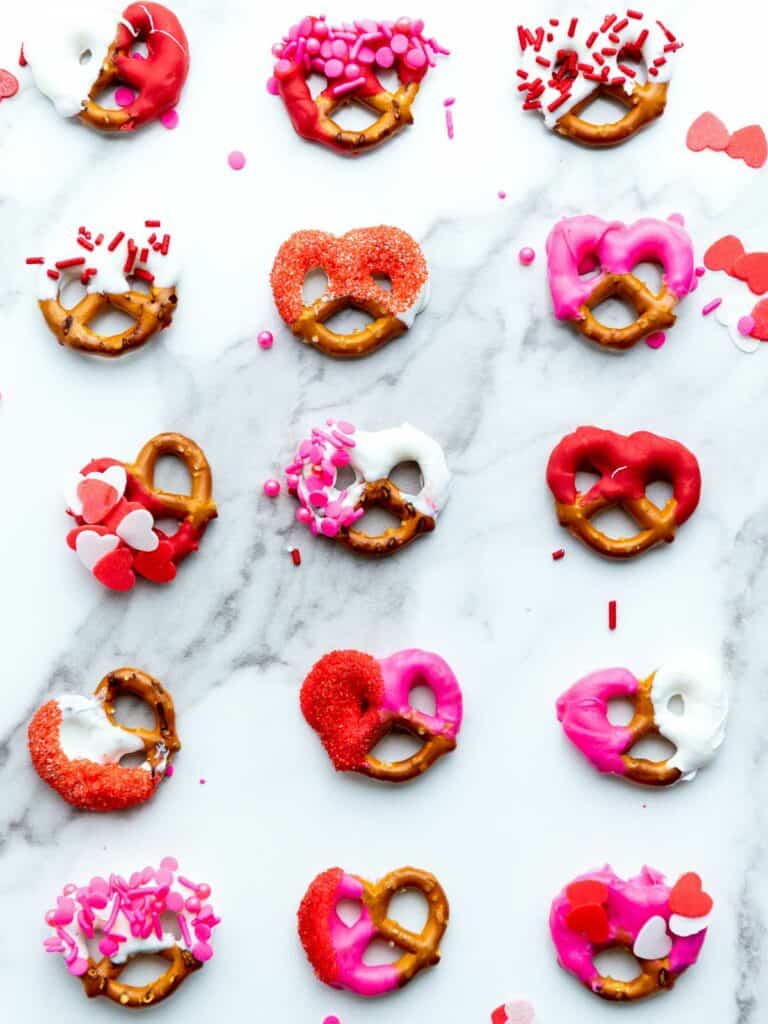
<box><xmin>192</xmin><ymin>941</ymin><xmax>213</xmax><ymax>962</ymax></box>
<box><xmin>375</xmin><ymin>46</ymin><xmax>395</xmax><ymax>68</ymax></box>
<box><xmin>645</xmin><ymin>331</ymin><xmax>666</xmax><ymax>349</ymax></box>
<box><xmin>337</xmin><ymin>421</ymin><xmax>356</xmax><ymax>435</ymax></box>
<box><xmin>227</xmin><ymin>150</ymin><xmax>246</xmax><ymax>170</ymax></box>
<box><xmin>324</xmin><ymin>57</ymin><xmax>345</xmax><ymax>78</ymax></box>
<box><xmin>160</xmin><ymin>109</ymin><xmax>179</xmax><ymax>130</ymax></box>
<box><xmin>296</xmin><ymin>507</ymin><xmax>313</xmax><ymax>524</ymax></box>
<box><xmin>263</xmin><ymin>479</ymin><xmax>281</xmax><ymax>498</ymax></box>
<box><xmin>406</xmin><ymin>48</ymin><xmax>426</xmax><ymax>69</ymax></box>
<box><xmin>165</xmin><ymin>764</ymin><xmax>174</xmax><ymax>777</ymax></box>
<box><xmin>445</xmin><ymin>108</ymin><xmax>454</xmax><ymax>139</ymax></box>
<box><xmin>166</xmin><ymin>891</ymin><xmax>184</xmax><ymax>911</ymax></box>
<box><xmin>518</xmin><ymin>247</ymin><xmax>536</xmax><ymax>266</ymax></box>
<box><xmin>669</xmin><ymin>212</ymin><xmax>685</xmax><ymax>226</ymax></box>
<box><xmin>199</xmin><ymin>778</ymin><xmax>206</xmax><ymax>785</ymax></box>
<box><xmin>323</xmin><ymin>1018</ymin><xmax>341</xmax><ymax>1024</ymax></box>
<box><xmin>332</xmin><ymin>75</ymin><xmax>366</xmax><ymax>97</ymax></box>
<box><xmin>695</xmin><ymin>266</ymin><xmax>706</xmax><ymax>277</ymax></box>
<box><xmin>738</xmin><ymin>315</ymin><xmax>756</xmax><ymax>336</ymax></box>
<box><xmin>258</xmin><ymin>329</ymin><xmax>274</xmax><ymax>349</ymax></box>
<box><xmin>114</xmin><ymin>86</ymin><xmax>135</xmax><ymax>108</ymax></box>
<box><xmin>702</xmin><ymin>298</ymin><xmax>722</xmax><ymax>316</ymax></box>
<box><xmin>498</xmin><ymin>191</ymin><xmax>507</xmax><ymax>199</ymax></box>
<box><xmin>320</xmin><ymin>519</ymin><xmax>340</xmax><ymax>537</ymax></box>
<box><xmin>443</xmin><ymin>97</ymin><xmax>455</xmax><ymax>107</ymax></box>
<box><xmin>266</xmin><ymin>76</ymin><xmax>279</xmax><ymax>95</ymax></box>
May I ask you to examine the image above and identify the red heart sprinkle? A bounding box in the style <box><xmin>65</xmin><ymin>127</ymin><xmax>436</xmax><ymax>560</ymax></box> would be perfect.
<box><xmin>565</xmin><ymin>903</ymin><xmax>610</xmax><ymax>944</ymax></box>
<box><xmin>704</xmin><ymin>235</ymin><xmax>745</xmax><ymax>275</ymax></box>
<box><xmin>726</xmin><ymin>125</ymin><xmax>768</xmax><ymax>169</ymax></box>
<box><xmin>0</xmin><ymin>69</ymin><xmax>19</xmax><ymax>100</ymax></box>
<box><xmin>566</xmin><ymin>880</ymin><xmax>609</xmax><ymax>907</ymax></box>
<box><xmin>750</xmin><ymin>299</ymin><xmax>768</xmax><ymax>340</ymax></box>
<box><xmin>732</xmin><ymin>252</ymin><xmax>768</xmax><ymax>295</ymax></box>
<box><xmin>77</xmin><ymin>478</ymin><xmax>119</xmax><ymax>524</ymax></box>
<box><xmin>686</xmin><ymin>112</ymin><xmax>730</xmax><ymax>153</ymax></box>
<box><xmin>491</xmin><ymin>1007</ymin><xmax>508</xmax><ymax>1024</ymax></box>
<box><xmin>669</xmin><ymin>873</ymin><xmax>713</xmax><ymax>918</ymax></box>
<box><xmin>92</xmin><ymin>547</ymin><xmax>135</xmax><ymax>592</ymax></box>
<box><xmin>133</xmin><ymin>540</ymin><xmax>176</xmax><ymax>584</ymax></box>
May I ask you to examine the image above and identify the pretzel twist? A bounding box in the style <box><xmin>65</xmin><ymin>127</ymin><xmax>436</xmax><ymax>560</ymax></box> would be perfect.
<box><xmin>96</xmin><ymin>667</ymin><xmax>180</xmax><ymax>773</ymax></box>
<box><xmin>557</xmin><ymin>81</ymin><xmax>669</xmax><ymax>148</ymax></box>
<box><xmin>293</xmin><ymin>295</ymin><xmax>406</xmax><ymax>358</ymax></box>
<box><xmin>126</xmin><ymin>432</ymin><xmax>217</xmax><ymax>533</ymax></box>
<box><xmin>341</xmin><ymin>479</ymin><xmax>435</xmax><ymax>556</ymax></box>
<box><xmin>81</xmin><ymin>945</ymin><xmax>201</xmax><ymax>1007</ymax></box>
<box><xmin>594</xmin><ymin>945</ymin><xmax>673</xmax><ymax>1001</ymax></box>
<box><xmin>577</xmin><ymin>272</ymin><xmax>679</xmax><ymax>350</ymax></box>
<box><xmin>39</xmin><ymin>287</ymin><xmax>177</xmax><ymax>357</ymax></box>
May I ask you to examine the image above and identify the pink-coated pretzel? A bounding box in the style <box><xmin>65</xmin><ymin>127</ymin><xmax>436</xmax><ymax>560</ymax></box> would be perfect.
<box><xmin>301</xmin><ymin>648</ymin><xmax>463</xmax><ymax>782</ymax></box>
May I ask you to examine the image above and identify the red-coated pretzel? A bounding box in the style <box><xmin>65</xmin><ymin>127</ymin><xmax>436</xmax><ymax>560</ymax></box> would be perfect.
<box><xmin>546</xmin><ymin>426</ymin><xmax>701</xmax><ymax>559</ymax></box>
<box><xmin>268</xmin><ymin>16</ymin><xmax>448</xmax><ymax>155</ymax></box>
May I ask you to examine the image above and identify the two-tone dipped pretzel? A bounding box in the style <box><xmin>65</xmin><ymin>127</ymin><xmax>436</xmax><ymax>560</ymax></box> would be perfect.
<box><xmin>32</xmin><ymin>220</ymin><xmax>178</xmax><ymax>357</ymax></box>
<box><xmin>546</xmin><ymin>426</ymin><xmax>701</xmax><ymax>559</ymax></box>
<box><xmin>557</xmin><ymin>653</ymin><xmax>727</xmax><ymax>787</ymax></box>
<box><xmin>517</xmin><ymin>12</ymin><xmax>683</xmax><ymax>147</ymax></box>
<box><xmin>28</xmin><ymin>667</ymin><xmax>179</xmax><ymax>810</ymax></box>
<box><xmin>301</xmin><ymin>649</ymin><xmax>462</xmax><ymax>782</ymax></box>
<box><xmin>268</xmin><ymin>16</ymin><xmax>448</xmax><ymax>155</ymax></box>
<box><xmin>550</xmin><ymin>867</ymin><xmax>712</xmax><ymax>1002</ymax></box>
<box><xmin>285</xmin><ymin>419</ymin><xmax>450</xmax><ymax>557</ymax></box>
<box><xmin>298</xmin><ymin>865</ymin><xmax>449</xmax><ymax>995</ymax></box>
<box><xmin>546</xmin><ymin>216</ymin><xmax>696</xmax><ymax>350</ymax></box>
<box><xmin>270</xmin><ymin>227</ymin><xmax>429</xmax><ymax>358</ymax></box>
<box><xmin>43</xmin><ymin>858</ymin><xmax>220</xmax><ymax>1007</ymax></box>
<box><xmin>66</xmin><ymin>432</ymin><xmax>217</xmax><ymax>591</ymax></box>
<box><xmin>25</xmin><ymin>3</ymin><xmax>189</xmax><ymax>132</ymax></box>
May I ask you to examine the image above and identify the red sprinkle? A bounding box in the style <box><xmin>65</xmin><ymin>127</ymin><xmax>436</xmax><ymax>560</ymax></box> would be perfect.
<box><xmin>47</xmin><ymin>269</ymin><xmax>60</xmax><ymax>280</ymax></box>
<box><xmin>134</xmin><ymin>268</ymin><xmax>155</xmax><ymax>283</ymax></box>
<box><xmin>608</xmin><ymin>600</ymin><xmax>617</xmax><ymax>631</ymax></box>
<box><xmin>26</xmin><ymin>257</ymin><xmax>44</xmax><ymax>265</ymax></box>
<box><xmin>291</xmin><ymin>548</ymin><xmax>301</xmax><ymax>566</ymax></box>
<box><xmin>145</xmin><ymin>219</ymin><xmax>161</xmax><ymax>227</ymax></box>
<box><xmin>123</xmin><ymin>243</ymin><xmax>137</xmax><ymax>274</ymax></box>
<box><xmin>94</xmin><ymin>233</ymin><xmax>104</xmax><ymax>246</ymax></box>
<box><xmin>55</xmin><ymin>257</ymin><xmax>85</xmax><ymax>269</ymax></box>
<box><xmin>160</xmin><ymin>234</ymin><xmax>171</xmax><ymax>255</ymax></box>
<box><xmin>19</xmin><ymin>46</ymin><xmax>27</xmax><ymax>67</ymax></box>
<box><xmin>77</xmin><ymin>237</ymin><xmax>95</xmax><ymax>251</ymax></box>
<box><xmin>552</xmin><ymin>549</ymin><xmax>565</xmax><ymax>561</ymax></box>
<box><xmin>627</xmin><ymin>10</ymin><xmax>644</xmax><ymax>18</ymax></box>
<box><xmin>107</xmin><ymin>231</ymin><xmax>125</xmax><ymax>252</ymax></box>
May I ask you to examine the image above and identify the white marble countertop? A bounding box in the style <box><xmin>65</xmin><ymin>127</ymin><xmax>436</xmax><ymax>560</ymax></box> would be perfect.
<box><xmin>1</xmin><ymin>0</ymin><xmax>767</xmax><ymax>1020</ymax></box>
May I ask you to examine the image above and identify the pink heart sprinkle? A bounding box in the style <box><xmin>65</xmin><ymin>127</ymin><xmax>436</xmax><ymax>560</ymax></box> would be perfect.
<box><xmin>646</xmin><ymin>331</ymin><xmax>666</xmax><ymax>349</ymax></box>
<box><xmin>114</xmin><ymin>86</ymin><xmax>135</xmax><ymax>108</ymax></box>
<box><xmin>227</xmin><ymin>150</ymin><xmax>246</xmax><ymax>170</ymax></box>
<box><xmin>738</xmin><ymin>315</ymin><xmax>756</xmax><ymax>336</ymax></box>
<box><xmin>160</xmin><ymin>108</ymin><xmax>179</xmax><ymax>130</ymax></box>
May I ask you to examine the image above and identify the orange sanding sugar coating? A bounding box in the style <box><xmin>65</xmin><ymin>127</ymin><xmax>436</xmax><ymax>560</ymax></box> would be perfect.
<box><xmin>300</xmin><ymin>650</ymin><xmax>385</xmax><ymax>771</ymax></box>
<box><xmin>28</xmin><ymin>700</ymin><xmax>158</xmax><ymax>812</ymax></box>
<box><xmin>270</xmin><ymin>226</ymin><xmax>428</xmax><ymax>325</ymax></box>
<box><xmin>297</xmin><ymin>867</ymin><xmax>344</xmax><ymax>985</ymax></box>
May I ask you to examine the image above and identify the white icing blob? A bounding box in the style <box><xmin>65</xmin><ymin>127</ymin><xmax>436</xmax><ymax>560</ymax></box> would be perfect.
<box><xmin>56</xmin><ymin>694</ymin><xmax>144</xmax><ymax>765</ymax></box>
<box><xmin>651</xmin><ymin>651</ymin><xmax>728</xmax><ymax>781</ymax></box>
<box><xmin>353</xmin><ymin>423</ymin><xmax>451</xmax><ymax>519</ymax></box>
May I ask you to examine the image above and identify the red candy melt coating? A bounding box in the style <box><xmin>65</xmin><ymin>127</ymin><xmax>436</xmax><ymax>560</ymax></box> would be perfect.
<box><xmin>546</xmin><ymin>426</ymin><xmax>702</xmax><ymax>526</ymax></box>
<box><xmin>301</xmin><ymin>651</ymin><xmax>385</xmax><ymax>771</ymax></box>
<box><xmin>28</xmin><ymin>701</ymin><xmax>158</xmax><ymax>811</ymax></box>
<box><xmin>297</xmin><ymin>867</ymin><xmax>344</xmax><ymax>985</ymax></box>
<box><xmin>669</xmin><ymin>873</ymin><xmax>713</xmax><ymax>918</ymax></box>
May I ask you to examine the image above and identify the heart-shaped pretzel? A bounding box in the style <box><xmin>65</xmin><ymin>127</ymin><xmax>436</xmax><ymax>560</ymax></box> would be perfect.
<box><xmin>546</xmin><ymin>426</ymin><xmax>701</xmax><ymax>559</ymax></box>
<box><xmin>285</xmin><ymin>419</ymin><xmax>451</xmax><ymax>557</ymax></box>
<box><xmin>546</xmin><ymin>216</ymin><xmax>695</xmax><ymax>350</ymax></box>
<box><xmin>298</xmin><ymin>865</ymin><xmax>449</xmax><ymax>996</ymax></box>
<box><xmin>28</xmin><ymin>667</ymin><xmax>179</xmax><ymax>811</ymax></box>
<box><xmin>557</xmin><ymin>654</ymin><xmax>727</xmax><ymax>787</ymax></box>
<box><xmin>301</xmin><ymin>648</ymin><xmax>463</xmax><ymax>782</ymax></box>
<box><xmin>67</xmin><ymin>432</ymin><xmax>217</xmax><ymax>590</ymax></box>
<box><xmin>44</xmin><ymin>858</ymin><xmax>220</xmax><ymax>1008</ymax></box>
<box><xmin>517</xmin><ymin>13</ymin><xmax>683</xmax><ymax>148</ymax></box>
<box><xmin>271</xmin><ymin>227</ymin><xmax>429</xmax><ymax>358</ymax></box>
<box><xmin>269</xmin><ymin>16</ymin><xmax>448</xmax><ymax>155</ymax></box>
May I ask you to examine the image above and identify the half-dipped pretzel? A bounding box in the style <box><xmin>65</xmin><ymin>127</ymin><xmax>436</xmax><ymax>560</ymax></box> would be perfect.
<box><xmin>28</xmin><ymin>667</ymin><xmax>179</xmax><ymax>810</ymax></box>
<box><xmin>301</xmin><ymin>649</ymin><xmax>462</xmax><ymax>781</ymax></box>
<box><xmin>546</xmin><ymin>426</ymin><xmax>701</xmax><ymax>559</ymax></box>
<box><xmin>268</xmin><ymin>16</ymin><xmax>448</xmax><ymax>155</ymax></box>
<box><xmin>285</xmin><ymin>419</ymin><xmax>450</xmax><ymax>556</ymax></box>
<box><xmin>32</xmin><ymin>220</ymin><xmax>178</xmax><ymax>357</ymax></box>
<box><xmin>550</xmin><ymin>866</ymin><xmax>712</xmax><ymax>1001</ymax></box>
<box><xmin>25</xmin><ymin>3</ymin><xmax>189</xmax><ymax>132</ymax></box>
<box><xmin>43</xmin><ymin>858</ymin><xmax>220</xmax><ymax>1007</ymax></box>
<box><xmin>557</xmin><ymin>653</ymin><xmax>727</xmax><ymax>787</ymax></box>
<box><xmin>270</xmin><ymin>227</ymin><xmax>429</xmax><ymax>358</ymax></box>
<box><xmin>546</xmin><ymin>216</ymin><xmax>696</xmax><ymax>350</ymax></box>
<box><xmin>298</xmin><ymin>865</ymin><xmax>449</xmax><ymax>995</ymax></box>
<box><xmin>66</xmin><ymin>432</ymin><xmax>217</xmax><ymax>591</ymax></box>
<box><xmin>517</xmin><ymin>12</ymin><xmax>683</xmax><ymax>147</ymax></box>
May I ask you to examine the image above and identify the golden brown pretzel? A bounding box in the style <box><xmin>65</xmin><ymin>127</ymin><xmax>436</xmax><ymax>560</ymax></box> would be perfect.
<box><xmin>95</xmin><ymin>667</ymin><xmax>180</xmax><ymax>773</ymax></box>
<box><xmin>594</xmin><ymin>941</ymin><xmax>673</xmax><ymax>1001</ymax></box>
<box><xmin>81</xmin><ymin>946</ymin><xmax>201</xmax><ymax>1007</ymax></box>
<box><xmin>576</xmin><ymin>267</ymin><xmax>679</xmax><ymax>350</ymax></box>
<box><xmin>313</xmin><ymin>82</ymin><xmax>420</xmax><ymax>154</ymax></box>
<box><xmin>292</xmin><ymin>294</ymin><xmax>406</xmax><ymax>358</ymax></box>
<box><xmin>620</xmin><ymin>672</ymin><xmax>681</xmax><ymax>786</ymax></box>
<box><xmin>555</xmin><ymin>492</ymin><xmax>677</xmax><ymax>559</ymax></box>
<box><xmin>365</xmin><ymin>728</ymin><xmax>455</xmax><ymax>783</ymax></box>
<box><xmin>39</xmin><ymin>286</ymin><xmax>177</xmax><ymax>357</ymax></box>
<box><xmin>340</xmin><ymin>479</ymin><xmax>435</xmax><ymax>557</ymax></box>
<box><xmin>126</xmin><ymin>432</ymin><xmax>217</xmax><ymax>533</ymax></box>
<box><xmin>556</xmin><ymin>82</ymin><xmax>669</xmax><ymax>148</ymax></box>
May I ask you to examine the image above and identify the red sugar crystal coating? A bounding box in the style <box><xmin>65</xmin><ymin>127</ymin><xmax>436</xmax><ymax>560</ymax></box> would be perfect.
<box><xmin>28</xmin><ymin>700</ymin><xmax>158</xmax><ymax>812</ymax></box>
<box><xmin>271</xmin><ymin>227</ymin><xmax>428</xmax><ymax>325</ymax></box>
<box><xmin>298</xmin><ymin>867</ymin><xmax>344</xmax><ymax>985</ymax></box>
<box><xmin>300</xmin><ymin>650</ymin><xmax>385</xmax><ymax>771</ymax></box>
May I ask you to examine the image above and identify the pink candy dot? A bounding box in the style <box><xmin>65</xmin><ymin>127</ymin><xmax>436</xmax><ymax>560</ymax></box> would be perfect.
<box><xmin>99</xmin><ymin>937</ymin><xmax>118</xmax><ymax>957</ymax></box>
<box><xmin>324</xmin><ymin>58</ymin><xmax>344</xmax><ymax>78</ymax></box>
<box><xmin>263</xmin><ymin>479</ymin><xmax>281</xmax><ymax>498</ymax></box>
<box><xmin>358</xmin><ymin>47</ymin><xmax>375</xmax><ymax>64</ymax></box>
<box><xmin>296</xmin><ymin>507</ymin><xmax>313</xmax><ymax>524</ymax></box>
<box><xmin>185</xmin><ymin>897</ymin><xmax>201</xmax><ymax>913</ymax></box>
<box><xmin>165</xmin><ymin>763</ymin><xmax>174</xmax><ymax>776</ymax></box>
<box><xmin>395</xmin><ymin>17</ymin><xmax>412</xmax><ymax>33</ymax></box>
<box><xmin>518</xmin><ymin>247</ymin><xmax>536</xmax><ymax>266</ymax></box>
<box><xmin>669</xmin><ymin>212</ymin><xmax>685</xmax><ymax>226</ymax></box>
<box><xmin>337</xmin><ymin>421</ymin><xmax>356</xmax><ymax>435</ymax></box>
<box><xmin>331</xmin><ymin>39</ymin><xmax>348</xmax><ymax>59</ymax></box>
<box><xmin>192</xmin><ymin>941</ymin><xmax>213</xmax><ymax>962</ymax></box>
<box><xmin>68</xmin><ymin>958</ymin><xmax>89</xmax><ymax>977</ymax></box>
<box><xmin>166</xmin><ymin>892</ymin><xmax>184</xmax><ymax>912</ymax></box>
<box><xmin>114</xmin><ymin>86</ymin><xmax>135</xmax><ymax>108</ymax></box>
<box><xmin>228</xmin><ymin>150</ymin><xmax>246</xmax><ymax>170</ymax></box>
<box><xmin>646</xmin><ymin>331</ymin><xmax>667</xmax><ymax>349</ymax></box>
<box><xmin>309</xmin><ymin>491</ymin><xmax>328</xmax><ymax>508</ymax></box>
<box><xmin>375</xmin><ymin>46</ymin><xmax>395</xmax><ymax>68</ymax></box>
<box><xmin>258</xmin><ymin>330</ymin><xmax>274</xmax><ymax>349</ymax></box>
<box><xmin>498</xmin><ymin>191</ymin><xmax>507</xmax><ymax>200</ymax></box>
<box><xmin>695</xmin><ymin>266</ymin><xmax>706</xmax><ymax>277</ymax></box>
<box><xmin>738</xmin><ymin>315</ymin><xmax>756</xmax><ymax>336</ymax></box>
<box><xmin>405</xmin><ymin>49</ymin><xmax>426</xmax><ymax>69</ymax></box>
<box><xmin>391</xmin><ymin>33</ymin><xmax>409</xmax><ymax>55</ymax></box>
<box><xmin>197</xmin><ymin>883</ymin><xmax>212</xmax><ymax>900</ymax></box>
<box><xmin>266</xmin><ymin>77</ymin><xmax>279</xmax><ymax>95</ymax></box>
<box><xmin>275</xmin><ymin>58</ymin><xmax>293</xmax><ymax>75</ymax></box>
<box><xmin>323</xmin><ymin>1017</ymin><xmax>341</xmax><ymax>1024</ymax></box>
<box><xmin>321</xmin><ymin>519</ymin><xmax>340</xmax><ymax>537</ymax></box>
<box><xmin>161</xmin><ymin>856</ymin><xmax>178</xmax><ymax>871</ymax></box>
<box><xmin>160</xmin><ymin>108</ymin><xmax>179</xmax><ymax>129</ymax></box>
<box><xmin>345</xmin><ymin>63</ymin><xmax>361</xmax><ymax>78</ymax></box>
<box><xmin>331</xmin><ymin>449</ymin><xmax>350</xmax><ymax>467</ymax></box>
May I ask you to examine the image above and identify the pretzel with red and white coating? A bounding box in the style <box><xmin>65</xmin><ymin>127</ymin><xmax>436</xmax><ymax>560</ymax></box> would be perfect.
<box><xmin>267</xmin><ymin>16</ymin><xmax>448</xmax><ymax>155</ymax></box>
<box><xmin>271</xmin><ymin>227</ymin><xmax>429</xmax><ymax>358</ymax></box>
<box><xmin>28</xmin><ymin>667</ymin><xmax>179</xmax><ymax>811</ymax></box>
<box><xmin>546</xmin><ymin>426</ymin><xmax>701</xmax><ymax>559</ymax></box>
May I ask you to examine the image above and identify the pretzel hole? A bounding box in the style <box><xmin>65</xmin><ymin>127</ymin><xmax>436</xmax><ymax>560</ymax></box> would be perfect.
<box><xmin>606</xmin><ymin>698</ymin><xmax>635</xmax><ymax>726</ymax></box>
<box><xmin>323</xmin><ymin>306</ymin><xmax>376</xmax><ymax>335</ymax></box>
<box><xmin>306</xmin><ymin>73</ymin><xmax>328</xmax><ymax>100</ymax></box>
<box><xmin>372</xmin><ymin>273</ymin><xmax>392</xmax><ymax>292</ymax></box>
<box><xmin>646</xmin><ymin>481</ymin><xmax>673</xmax><ymax>509</ymax></box>
<box><xmin>574</xmin><ymin>91</ymin><xmax>632</xmax><ymax>127</ymax></box>
<box><xmin>370</xmin><ymin>730</ymin><xmax>424</xmax><ymax>764</ymax></box>
<box><xmin>594</xmin><ymin>948</ymin><xmax>643</xmax><ymax>982</ymax></box>
<box><xmin>388</xmin><ymin>461</ymin><xmax>423</xmax><ymax>495</ymax></box>
<box><xmin>302</xmin><ymin>268</ymin><xmax>329</xmax><ymax>304</ymax></box>
<box><xmin>578</xmin><ymin>254</ymin><xmax>601</xmax><ymax>280</ymax></box>
<box><xmin>375</xmin><ymin>68</ymin><xmax>400</xmax><ymax>95</ymax></box>
<box><xmin>575</xmin><ymin>471</ymin><xmax>601</xmax><ymax>496</ymax></box>
<box><xmin>331</xmin><ymin>101</ymin><xmax>380</xmax><ymax>132</ymax></box>
<box><xmin>127</xmin><ymin>274</ymin><xmax>152</xmax><ymax>295</ymax></box>
<box><xmin>335</xmin><ymin>465</ymin><xmax>356</xmax><ymax>490</ymax></box>
<box><xmin>408</xmin><ymin>683</ymin><xmax>436</xmax><ymax>716</ymax></box>
<box><xmin>153</xmin><ymin>455</ymin><xmax>192</xmax><ymax>496</ymax></box>
<box><xmin>626</xmin><ymin>734</ymin><xmax>676</xmax><ymax>762</ymax></box>
<box><xmin>87</xmin><ymin>306</ymin><xmax>139</xmax><ymax>337</ymax></box>
<box><xmin>92</xmin><ymin>83</ymin><xmax>135</xmax><ymax>111</ymax></box>
<box><xmin>667</xmin><ymin>694</ymin><xmax>685</xmax><ymax>717</ymax></box>
<box><xmin>354</xmin><ymin>505</ymin><xmax>401</xmax><ymax>536</ymax></box>
<box><xmin>589</xmin><ymin>296</ymin><xmax>639</xmax><ymax>329</ymax></box>
<box><xmin>112</xmin><ymin>693</ymin><xmax>156</xmax><ymax>731</ymax></box>
<box><xmin>130</xmin><ymin>40</ymin><xmax>149</xmax><ymax>59</ymax></box>
<box><xmin>589</xmin><ymin>506</ymin><xmax>645</xmax><ymax>539</ymax></box>
<box><xmin>116</xmin><ymin>954</ymin><xmax>170</xmax><ymax>987</ymax></box>
<box><xmin>630</xmin><ymin>261</ymin><xmax>664</xmax><ymax>295</ymax></box>
<box><xmin>335</xmin><ymin>899</ymin><xmax>363</xmax><ymax>927</ymax></box>
<box><xmin>363</xmin><ymin>938</ymin><xmax>401</xmax><ymax>965</ymax></box>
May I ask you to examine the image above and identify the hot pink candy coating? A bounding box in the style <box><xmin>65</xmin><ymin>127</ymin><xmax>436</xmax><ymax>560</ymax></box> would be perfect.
<box><xmin>557</xmin><ymin>668</ymin><xmax>639</xmax><ymax>775</ymax></box>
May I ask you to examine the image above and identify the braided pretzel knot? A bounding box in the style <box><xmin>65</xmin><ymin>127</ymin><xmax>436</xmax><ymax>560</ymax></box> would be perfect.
<box><xmin>79</xmin><ymin>4</ymin><xmax>189</xmax><ymax>132</ymax></box>
<box><xmin>301</xmin><ymin>649</ymin><xmax>463</xmax><ymax>782</ymax></box>
<box><xmin>271</xmin><ymin>228</ymin><xmax>429</xmax><ymax>358</ymax></box>
<box><xmin>28</xmin><ymin>667</ymin><xmax>179</xmax><ymax>810</ymax></box>
<box><xmin>269</xmin><ymin>16</ymin><xmax>448</xmax><ymax>155</ymax></box>
<box><xmin>298</xmin><ymin>866</ymin><xmax>449</xmax><ymax>995</ymax></box>
<box><xmin>546</xmin><ymin>426</ymin><xmax>701</xmax><ymax>559</ymax></box>
<box><xmin>546</xmin><ymin>215</ymin><xmax>695</xmax><ymax>350</ymax></box>
<box><xmin>517</xmin><ymin>13</ymin><xmax>683</xmax><ymax>148</ymax></box>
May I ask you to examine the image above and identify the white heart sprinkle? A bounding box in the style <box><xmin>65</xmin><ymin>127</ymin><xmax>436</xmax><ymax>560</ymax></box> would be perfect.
<box><xmin>75</xmin><ymin>531</ymin><xmax>119</xmax><ymax>571</ymax></box>
<box><xmin>116</xmin><ymin>508</ymin><xmax>158</xmax><ymax>552</ymax></box>
<box><xmin>670</xmin><ymin>912</ymin><xmax>710</xmax><ymax>938</ymax></box>
<box><xmin>633</xmin><ymin>915</ymin><xmax>673</xmax><ymax>961</ymax></box>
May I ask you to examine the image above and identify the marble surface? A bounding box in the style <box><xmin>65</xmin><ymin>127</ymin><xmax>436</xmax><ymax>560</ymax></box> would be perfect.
<box><xmin>1</xmin><ymin>0</ymin><xmax>768</xmax><ymax>1020</ymax></box>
